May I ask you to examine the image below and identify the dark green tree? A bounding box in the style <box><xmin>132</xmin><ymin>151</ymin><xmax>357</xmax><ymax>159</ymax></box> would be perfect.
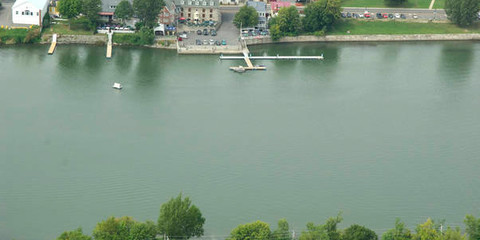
<box><xmin>82</xmin><ymin>0</ymin><xmax>101</xmax><ymax>25</ymax></box>
<box><xmin>272</xmin><ymin>219</ymin><xmax>291</xmax><ymax>240</ymax></box>
<box><xmin>299</xmin><ymin>222</ymin><xmax>329</xmax><ymax>240</ymax></box>
<box><xmin>465</xmin><ymin>215</ymin><xmax>480</xmax><ymax>240</ymax></box>
<box><xmin>277</xmin><ymin>6</ymin><xmax>301</xmax><ymax>35</ymax></box>
<box><xmin>382</xmin><ymin>219</ymin><xmax>412</xmax><ymax>240</ymax></box>
<box><xmin>158</xmin><ymin>193</ymin><xmax>205</xmax><ymax>239</ymax></box>
<box><xmin>58</xmin><ymin>0</ymin><xmax>83</xmax><ymax>18</ymax></box>
<box><xmin>303</xmin><ymin>0</ymin><xmax>341</xmax><ymax>32</ymax></box>
<box><xmin>115</xmin><ymin>0</ymin><xmax>134</xmax><ymax>23</ymax></box>
<box><xmin>56</xmin><ymin>228</ymin><xmax>92</xmax><ymax>240</ymax></box>
<box><xmin>229</xmin><ymin>220</ymin><xmax>271</xmax><ymax>240</ymax></box>
<box><xmin>93</xmin><ymin>216</ymin><xmax>135</xmax><ymax>240</ymax></box>
<box><xmin>385</xmin><ymin>0</ymin><xmax>407</xmax><ymax>6</ymax></box>
<box><xmin>129</xmin><ymin>220</ymin><xmax>158</xmax><ymax>240</ymax></box>
<box><xmin>233</xmin><ymin>5</ymin><xmax>259</xmax><ymax>28</ymax></box>
<box><xmin>133</xmin><ymin>0</ymin><xmax>165</xmax><ymax>28</ymax></box>
<box><xmin>445</xmin><ymin>0</ymin><xmax>480</xmax><ymax>27</ymax></box>
<box><xmin>343</xmin><ymin>224</ymin><xmax>378</xmax><ymax>240</ymax></box>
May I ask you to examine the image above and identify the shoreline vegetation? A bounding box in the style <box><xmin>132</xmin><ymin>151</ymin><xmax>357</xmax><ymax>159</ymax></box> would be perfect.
<box><xmin>56</xmin><ymin>194</ymin><xmax>480</xmax><ymax>240</ymax></box>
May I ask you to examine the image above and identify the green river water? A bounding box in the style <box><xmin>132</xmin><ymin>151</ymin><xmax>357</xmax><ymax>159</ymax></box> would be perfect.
<box><xmin>0</xmin><ymin>42</ymin><xmax>479</xmax><ymax>240</ymax></box>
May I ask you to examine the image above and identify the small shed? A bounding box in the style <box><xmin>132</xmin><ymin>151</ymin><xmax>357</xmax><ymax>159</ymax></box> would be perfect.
<box><xmin>12</xmin><ymin>0</ymin><xmax>49</xmax><ymax>26</ymax></box>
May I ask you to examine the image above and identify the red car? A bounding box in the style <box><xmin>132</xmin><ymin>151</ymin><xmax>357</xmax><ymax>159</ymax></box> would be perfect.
<box><xmin>364</xmin><ymin>13</ymin><xmax>371</xmax><ymax>18</ymax></box>
<box><xmin>382</xmin><ymin>13</ymin><xmax>388</xmax><ymax>18</ymax></box>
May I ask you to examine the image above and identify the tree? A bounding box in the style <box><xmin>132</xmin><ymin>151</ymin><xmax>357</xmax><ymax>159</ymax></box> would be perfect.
<box><xmin>465</xmin><ymin>215</ymin><xmax>480</xmax><ymax>240</ymax></box>
<box><xmin>413</xmin><ymin>218</ymin><xmax>441</xmax><ymax>240</ymax></box>
<box><xmin>58</xmin><ymin>0</ymin><xmax>83</xmax><ymax>19</ymax></box>
<box><xmin>233</xmin><ymin>5</ymin><xmax>258</xmax><ymax>28</ymax></box>
<box><xmin>133</xmin><ymin>0</ymin><xmax>165</xmax><ymax>28</ymax></box>
<box><xmin>343</xmin><ymin>224</ymin><xmax>378</xmax><ymax>240</ymax></box>
<box><xmin>82</xmin><ymin>0</ymin><xmax>101</xmax><ymax>25</ymax></box>
<box><xmin>272</xmin><ymin>219</ymin><xmax>291</xmax><ymax>240</ymax></box>
<box><xmin>303</xmin><ymin>0</ymin><xmax>341</xmax><ymax>33</ymax></box>
<box><xmin>129</xmin><ymin>220</ymin><xmax>158</xmax><ymax>240</ymax></box>
<box><xmin>277</xmin><ymin>6</ymin><xmax>301</xmax><ymax>35</ymax></box>
<box><xmin>56</xmin><ymin>228</ymin><xmax>92</xmax><ymax>240</ymax></box>
<box><xmin>382</xmin><ymin>219</ymin><xmax>412</xmax><ymax>240</ymax></box>
<box><xmin>92</xmin><ymin>216</ymin><xmax>157</xmax><ymax>240</ymax></box>
<box><xmin>115</xmin><ymin>0</ymin><xmax>134</xmax><ymax>23</ymax></box>
<box><xmin>158</xmin><ymin>193</ymin><xmax>205</xmax><ymax>239</ymax></box>
<box><xmin>445</xmin><ymin>0</ymin><xmax>480</xmax><ymax>27</ymax></box>
<box><xmin>443</xmin><ymin>227</ymin><xmax>466</xmax><ymax>240</ymax></box>
<box><xmin>299</xmin><ymin>222</ymin><xmax>329</xmax><ymax>240</ymax></box>
<box><xmin>229</xmin><ymin>220</ymin><xmax>271</xmax><ymax>240</ymax></box>
<box><xmin>324</xmin><ymin>213</ymin><xmax>342</xmax><ymax>240</ymax></box>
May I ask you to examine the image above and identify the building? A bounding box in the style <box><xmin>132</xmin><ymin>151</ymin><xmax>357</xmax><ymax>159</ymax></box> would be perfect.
<box><xmin>270</xmin><ymin>1</ymin><xmax>290</xmax><ymax>14</ymax></box>
<box><xmin>219</xmin><ymin>0</ymin><xmax>238</xmax><ymax>5</ymax></box>
<box><xmin>173</xmin><ymin>0</ymin><xmax>220</xmax><ymax>23</ymax></box>
<box><xmin>12</xmin><ymin>0</ymin><xmax>49</xmax><ymax>25</ymax></box>
<box><xmin>48</xmin><ymin>0</ymin><xmax>59</xmax><ymax>17</ymax></box>
<box><xmin>99</xmin><ymin>0</ymin><xmax>130</xmax><ymax>21</ymax></box>
<box><xmin>246</xmin><ymin>0</ymin><xmax>267</xmax><ymax>29</ymax></box>
<box><xmin>158</xmin><ymin>0</ymin><xmax>177</xmax><ymax>26</ymax></box>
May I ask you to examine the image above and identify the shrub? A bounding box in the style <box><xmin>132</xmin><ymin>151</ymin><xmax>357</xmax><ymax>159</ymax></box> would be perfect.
<box><xmin>113</xmin><ymin>27</ymin><xmax>154</xmax><ymax>45</ymax></box>
<box><xmin>24</xmin><ymin>28</ymin><xmax>41</xmax><ymax>43</ymax></box>
<box><xmin>69</xmin><ymin>17</ymin><xmax>93</xmax><ymax>31</ymax></box>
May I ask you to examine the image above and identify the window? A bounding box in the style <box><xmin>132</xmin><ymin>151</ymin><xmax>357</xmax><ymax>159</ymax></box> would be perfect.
<box><xmin>210</xmin><ymin>9</ymin><xmax>212</xmax><ymax>12</ymax></box>
<box><xmin>31</xmin><ymin>12</ymin><xmax>33</xmax><ymax>15</ymax></box>
<box><xmin>209</xmin><ymin>14</ymin><xmax>212</xmax><ymax>18</ymax></box>
<box><xmin>36</xmin><ymin>12</ymin><xmax>39</xmax><ymax>16</ymax></box>
<box><xmin>110</xmin><ymin>5</ymin><xmax>116</xmax><ymax>9</ymax></box>
<box><xmin>16</xmin><ymin>11</ymin><xmax>18</xmax><ymax>14</ymax></box>
<box><xmin>181</xmin><ymin>0</ymin><xmax>184</xmax><ymax>4</ymax></box>
<box><xmin>203</xmin><ymin>1</ymin><xmax>206</xmax><ymax>5</ymax></box>
<box><xmin>188</xmin><ymin>13</ymin><xmax>191</xmax><ymax>17</ymax></box>
<box><xmin>210</xmin><ymin>1</ymin><xmax>214</xmax><ymax>5</ymax></box>
<box><xmin>188</xmin><ymin>1</ymin><xmax>192</xmax><ymax>5</ymax></box>
<box><xmin>202</xmin><ymin>8</ymin><xmax>205</xmax><ymax>12</ymax></box>
<box><xmin>195</xmin><ymin>1</ymin><xmax>199</xmax><ymax>5</ymax></box>
<box><xmin>202</xmin><ymin>13</ymin><xmax>205</xmax><ymax>17</ymax></box>
<box><xmin>188</xmin><ymin>8</ymin><xmax>191</xmax><ymax>11</ymax></box>
<box><xmin>22</xmin><ymin>12</ymin><xmax>24</xmax><ymax>15</ymax></box>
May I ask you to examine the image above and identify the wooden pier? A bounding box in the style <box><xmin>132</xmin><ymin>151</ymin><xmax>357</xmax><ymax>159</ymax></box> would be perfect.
<box><xmin>48</xmin><ymin>34</ymin><xmax>57</xmax><ymax>55</ymax></box>
<box><xmin>221</xmin><ymin>45</ymin><xmax>323</xmax><ymax>72</ymax></box>
<box><xmin>106</xmin><ymin>32</ymin><xmax>113</xmax><ymax>59</ymax></box>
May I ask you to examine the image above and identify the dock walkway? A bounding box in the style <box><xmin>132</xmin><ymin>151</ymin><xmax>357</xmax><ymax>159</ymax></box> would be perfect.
<box><xmin>106</xmin><ymin>32</ymin><xmax>113</xmax><ymax>59</ymax></box>
<box><xmin>48</xmin><ymin>34</ymin><xmax>57</xmax><ymax>55</ymax></box>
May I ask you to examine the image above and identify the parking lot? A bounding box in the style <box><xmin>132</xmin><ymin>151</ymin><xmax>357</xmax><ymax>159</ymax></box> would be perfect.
<box><xmin>178</xmin><ymin>11</ymin><xmax>240</xmax><ymax>48</ymax></box>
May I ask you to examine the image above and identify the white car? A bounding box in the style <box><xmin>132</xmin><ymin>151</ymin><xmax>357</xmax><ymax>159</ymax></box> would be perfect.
<box><xmin>413</xmin><ymin>14</ymin><xmax>418</xmax><ymax>19</ymax></box>
<box><xmin>395</xmin><ymin>13</ymin><xmax>401</xmax><ymax>19</ymax></box>
<box><xmin>359</xmin><ymin>14</ymin><xmax>364</xmax><ymax>18</ymax></box>
<box><xmin>209</xmin><ymin>39</ymin><xmax>215</xmax><ymax>45</ymax></box>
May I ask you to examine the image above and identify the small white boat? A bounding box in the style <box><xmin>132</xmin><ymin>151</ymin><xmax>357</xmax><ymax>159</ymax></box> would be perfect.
<box><xmin>112</xmin><ymin>83</ymin><xmax>123</xmax><ymax>89</ymax></box>
<box><xmin>232</xmin><ymin>66</ymin><xmax>246</xmax><ymax>73</ymax></box>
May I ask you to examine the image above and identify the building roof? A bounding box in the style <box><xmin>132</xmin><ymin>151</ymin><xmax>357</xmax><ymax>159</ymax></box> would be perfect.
<box><xmin>246</xmin><ymin>0</ymin><xmax>266</xmax><ymax>13</ymax></box>
<box><xmin>270</xmin><ymin>1</ymin><xmax>290</xmax><ymax>11</ymax></box>
<box><xmin>13</xmin><ymin>0</ymin><xmax>48</xmax><ymax>9</ymax></box>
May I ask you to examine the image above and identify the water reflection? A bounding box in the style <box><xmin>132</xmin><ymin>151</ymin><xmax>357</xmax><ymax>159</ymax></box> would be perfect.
<box><xmin>134</xmin><ymin>48</ymin><xmax>162</xmax><ymax>86</ymax></box>
<box><xmin>83</xmin><ymin>46</ymin><xmax>103</xmax><ymax>75</ymax></box>
<box><xmin>113</xmin><ymin>47</ymin><xmax>133</xmax><ymax>74</ymax></box>
<box><xmin>438</xmin><ymin>42</ymin><xmax>473</xmax><ymax>87</ymax></box>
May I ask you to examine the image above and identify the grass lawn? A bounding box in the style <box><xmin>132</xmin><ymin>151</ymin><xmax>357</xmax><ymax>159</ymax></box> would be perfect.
<box><xmin>433</xmin><ymin>0</ymin><xmax>445</xmax><ymax>9</ymax></box>
<box><xmin>45</xmin><ymin>22</ymin><xmax>94</xmax><ymax>35</ymax></box>
<box><xmin>329</xmin><ymin>20</ymin><xmax>480</xmax><ymax>35</ymax></box>
<box><xmin>341</xmin><ymin>0</ymin><xmax>433</xmax><ymax>8</ymax></box>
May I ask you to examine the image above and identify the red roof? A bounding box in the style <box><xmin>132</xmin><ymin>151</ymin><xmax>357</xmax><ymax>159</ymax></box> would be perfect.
<box><xmin>271</xmin><ymin>1</ymin><xmax>291</xmax><ymax>11</ymax></box>
<box><xmin>98</xmin><ymin>12</ymin><xmax>114</xmax><ymax>16</ymax></box>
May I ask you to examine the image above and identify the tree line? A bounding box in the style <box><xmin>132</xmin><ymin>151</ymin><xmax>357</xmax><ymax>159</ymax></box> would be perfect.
<box><xmin>56</xmin><ymin>193</ymin><xmax>480</xmax><ymax>240</ymax></box>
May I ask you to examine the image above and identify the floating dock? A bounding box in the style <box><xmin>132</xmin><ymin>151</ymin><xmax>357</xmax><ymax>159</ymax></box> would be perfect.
<box><xmin>106</xmin><ymin>32</ymin><xmax>113</xmax><ymax>59</ymax></box>
<box><xmin>221</xmin><ymin>46</ymin><xmax>323</xmax><ymax>72</ymax></box>
<box><xmin>48</xmin><ymin>34</ymin><xmax>57</xmax><ymax>55</ymax></box>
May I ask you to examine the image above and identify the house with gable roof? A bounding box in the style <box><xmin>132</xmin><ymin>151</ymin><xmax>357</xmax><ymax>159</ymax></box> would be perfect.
<box><xmin>12</xmin><ymin>0</ymin><xmax>49</xmax><ymax>25</ymax></box>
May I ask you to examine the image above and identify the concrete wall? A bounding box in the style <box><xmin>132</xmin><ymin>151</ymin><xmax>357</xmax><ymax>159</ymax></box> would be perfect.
<box><xmin>244</xmin><ymin>34</ymin><xmax>480</xmax><ymax>45</ymax></box>
<box><xmin>177</xmin><ymin>43</ymin><xmax>243</xmax><ymax>54</ymax></box>
<box><xmin>55</xmin><ymin>35</ymin><xmax>108</xmax><ymax>44</ymax></box>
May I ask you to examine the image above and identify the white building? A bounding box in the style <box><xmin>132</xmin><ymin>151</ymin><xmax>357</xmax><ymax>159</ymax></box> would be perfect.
<box><xmin>12</xmin><ymin>0</ymin><xmax>49</xmax><ymax>26</ymax></box>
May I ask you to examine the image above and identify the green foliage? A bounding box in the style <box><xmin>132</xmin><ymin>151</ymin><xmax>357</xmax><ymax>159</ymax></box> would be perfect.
<box><xmin>303</xmin><ymin>0</ymin><xmax>341</xmax><ymax>32</ymax></box>
<box><xmin>269</xmin><ymin>24</ymin><xmax>281</xmax><ymax>41</ymax></box>
<box><xmin>43</xmin><ymin>12</ymin><xmax>51</xmax><ymax>28</ymax></box>
<box><xmin>58</xmin><ymin>0</ymin><xmax>83</xmax><ymax>19</ymax></box>
<box><xmin>69</xmin><ymin>17</ymin><xmax>94</xmax><ymax>31</ymax></box>
<box><xmin>56</xmin><ymin>228</ymin><xmax>92</xmax><ymax>240</ymax></box>
<box><xmin>82</xmin><ymin>0</ymin><xmax>101</xmax><ymax>25</ymax></box>
<box><xmin>443</xmin><ymin>227</ymin><xmax>466</xmax><ymax>240</ymax></box>
<box><xmin>413</xmin><ymin>218</ymin><xmax>441</xmax><ymax>240</ymax></box>
<box><xmin>93</xmin><ymin>216</ymin><xmax>157</xmax><ymax>240</ymax></box>
<box><xmin>465</xmin><ymin>215</ymin><xmax>480</xmax><ymax>240</ymax></box>
<box><xmin>158</xmin><ymin>193</ymin><xmax>205</xmax><ymax>239</ymax></box>
<box><xmin>115</xmin><ymin>0</ymin><xmax>134</xmax><ymax>22</ymax></box>
<box><xmin>445</xmin><ymin>0</ymin><xmax>480</xmax><ymax>27</ymax></box>
<box><xmin>277</xmin><ymin>6</ymin><xmax>301</xmax><ymax>35</ymax></box>
<box><xmin>233</xmin><ymin>5</ymin><xmax>259</xmax><ymax>28</ymax></box>
<box><xmin>24</xmin><ymin>27</ymin><xmax>41</xmax><ymax>43</ymax></box>
<box><xmin>324</xmin><ymin>213</ymin><xmax>342</xmax><ymax>240</ymax></box>
<box><xmin>299</xmin><ymin>223</ymin><xmax>329</xmax><ymax>240</ymax></box>
<box><xmin>272</xmin><ymin>219</ymin><xmax>291</xmax><ymax>240</ymax></box>
<box><xmin>133</xmin><ymin>0</ymin><xmax>165</xmax><ymax>28</ymax></box>
<box><xmin>229</xmin><ymin>220</ymin><xmax>271</xmax><ymax>240</ymax></box>
<box><xmin>113</xmin><ymin>27</ymin><xmax>154</xmax><ymax>45</ymax></box>
<box><xmin>382</xmin><ymin>219</ymin><xmax>412</xmax><ymax>240</ymax></box>
<box><xmin>0</xmin><ymin>28</ymin><xmax>41</xmax><ymax>44</ymax></box>
<box><xmin>343</xmin><ymin>224</ymin><xmax>378</xmax><ymax>240</ymax></box>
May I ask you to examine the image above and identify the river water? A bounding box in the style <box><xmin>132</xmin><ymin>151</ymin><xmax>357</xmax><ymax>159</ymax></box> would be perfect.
<box><xmin>0</xmin><ymin>42</ymin><xmax>479</xmax><ymax>240</ymax></box>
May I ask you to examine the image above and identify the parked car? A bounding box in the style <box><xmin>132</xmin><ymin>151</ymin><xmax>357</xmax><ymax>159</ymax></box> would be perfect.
<box><xmin>364</xmin><ymin>13</ymin><xmax>371</xmax><ymax>18</ymax></box>
<box><xmin>388</xmin><ymin>13</ymin><xmax>394</xmax><ymax>19</ymax></box>
<box><xmin>203</xmin><ymin>39</ymin><xmax>208</xmax><ymax>45</ymax></box>
<box><xmin>347</xmin><ymin>12</ymin><xmax>352</xmax><ymax>18</ymax></box>
<box><xmin>341</xmin><ymin>12</ymin><xmax>347</xmax><ymax>18</ymax></box>
<box><xmin>221</xmin><ymin>39</ymin><xmax>226</xmax><ymax>45</ymax></box>
<box><xmin>394</xmin><ymin>13</ymin><xmax>401</xmax><ymax>19</ymax></box>
<box><xmin>211</xmin><ymin>30</ymin><xmax>217</xmax><ymax>36</ymax></box>
<box><xmin>352</xmin><ymin>13</ymin><xmax>358</xmax><ymax>18</ymax></box>
<box><xmin>209</xmin><ymin>39</ymin><xmax>214</xmax><ymax>45</ymax></box>
<box><xmin>382</xmin><ymin>13</ymin><xmax>388</xmax><ymax>18</ymax></box>
<box><xmin>413</xmin><ymin>14</ymin><xmax>418</xmax><ymax>19</ymax></box>
<box><xmin>376</xmin><ymin>12</ymin><xmax>382</xmax><ymax>19</ymax></box>
<box><xmin>196</xmin><ymin>39</ymin><xmax>202</xmax><ymax>45</ymax></box>
<box><xmin>197</xmin><ymin>30</ymin><xmax>202</xmax><ymax>35</ymax></box>
<box><xmin>177</xmin><ymin>37</ymin><xmax>183</xmax><ymax>41</ymax></box>
<box><xmin>215</xmin><ymin>40</ymin><xmax>221</xmax><ymax>46</ymax></box>
<box><xmin>203</xmin><ymin>29</ymin><xmax>208</xmax><ymax>35</ymax></box>
<box><xmin>400</xmin><ymin>14</ymin><xmax>406</xmax><ymax>19</ymax></box>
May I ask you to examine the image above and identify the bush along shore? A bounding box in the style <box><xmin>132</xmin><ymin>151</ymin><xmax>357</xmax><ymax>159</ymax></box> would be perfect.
<box><xmin>0</xmin><ymin>27</ymin><xmax>42</xmax><ymax>45</ymax></box>
<box><xmin>55</xmin><ymin>194</ymin><xmax>480</xmax><ymax>240</ymax></box>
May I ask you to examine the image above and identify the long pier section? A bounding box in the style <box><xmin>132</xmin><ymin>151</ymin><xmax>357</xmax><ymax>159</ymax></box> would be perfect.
<box><xmin>48</xmin><ymin>34</ymin><xmax>57</xmax><ymax>55</ymax></box>
<box><xmin>221</xmin><ymin>54</ymin><xmax>324</xmax><ymax>60</ymax></box>
<box><xmin>106</xmin><ymin>32</ymin><xmax>113</xmax><ymax>59</ymax></box>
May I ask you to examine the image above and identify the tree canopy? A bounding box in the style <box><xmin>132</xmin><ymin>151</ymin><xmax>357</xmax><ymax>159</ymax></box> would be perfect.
<box><xmin>115</xmin><ymin>0</ymin><xmax>134</xmax><ymax>23</ymax></box>
<box><xmin>158</xmin><ymin>193</ymin><xmax>205</xmax><ymax>239</ymax></box>
<box><xmin>82</xmin><ymin>0</ymin><xmax>101</xmax><ymax>24</ymax></box>
<box><xmin>465</xmin><ymin>215</ymin><xmax>480</xmax><ymax>240</ymax></box>
<box><xmin>58</xmin><ymin>0</ymin><xmax>83</xmax><ymax>18</ymax></box>
<box><xmin>382</xmin><ymin>219</ymin><xmax>412</xmax><ymax>240</ymax></box>
<box><xmin>56</xmin><ymin>228</ymin><xmax>92</xmax><ymax>240</ymax></box>
<box><xmin>229</xmin><ymin>220</ymin><xmax>271</xmax><ymax>240</ymax></box>
<box><xmin>233</xmin><ymin>5</ymin><xmax>259</xmax><ymax>28</ymax></box>
<box><xmin>445</xmin><ymin>0</ymin><xmax>480</xmax><ymax>27</ymax></box>
<box><xmin>92</xmin><ymin>216</ymin><xmax>157</xmax><ymax>240</ymax></box>
<box><xmin>385</xmin><ymin>0</ymin><xmax>407</xmax><ymax>6</ymax></box>
<box><xmin>272</xmin><ymin>219</ymin><xmax>292</xmax><ymax>240</ymax></box>
<box><xmin>299</xmin><ymin>214</ymin><xmax>342</xmax><ymax>240</ymax></box>
<box><xmin>303</xmin><ymin>0</ymin><xmax>341</xmax><ymax>32</ymax></box>
<box><xmin>343</xmin><ymin>224</ymin><xmax>378</xmax><ymax>240</ymax></box>
<box><xmin>133</xmin><ymin>0</ymin><xmax>165</xmax><ymax>28</ymax></box>
<box><xmin>276</xmin><ymin>6</ymin><xmax>301</xmax><ymax>35</ymax></box>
